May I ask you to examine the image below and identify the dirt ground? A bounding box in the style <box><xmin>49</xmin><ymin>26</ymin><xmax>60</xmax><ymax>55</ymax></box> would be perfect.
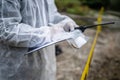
<box><xmin>56</xmin><ymin>28</ymin><xmax>120</xmax><ymax>80</ymax></box>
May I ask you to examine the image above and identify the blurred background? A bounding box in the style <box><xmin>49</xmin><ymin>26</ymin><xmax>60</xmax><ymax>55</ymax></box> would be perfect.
<box><xmin>55</xmin><ymin>0</ymin><xmax>120</xmax><ymax>80</ymax></box>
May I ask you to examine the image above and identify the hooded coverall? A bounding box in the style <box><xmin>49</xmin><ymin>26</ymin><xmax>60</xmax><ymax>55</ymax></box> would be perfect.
<box><xmin>0</xmin><ymin>0</ymin><xmax>77</xmax><ymax>80</ymax></box>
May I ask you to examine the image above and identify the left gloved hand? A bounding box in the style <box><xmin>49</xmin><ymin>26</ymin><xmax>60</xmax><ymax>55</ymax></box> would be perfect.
<box><xmin>62</xmin><ymin>21</ymin><xmax>79</xmax><ymax>32</ymax></box>
<box><xmin>49</xmin><ymin>20</ymin><xmax>79</xmax><ymax>32</ymax></box>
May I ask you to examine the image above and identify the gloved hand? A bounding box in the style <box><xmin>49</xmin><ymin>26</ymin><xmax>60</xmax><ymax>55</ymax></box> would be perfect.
<box><xmin>48</xmin><ymin>23</ymin><xmax>75</xmax><ymax>42</ymax></box>
<box><xmin>62</xmin><ymin>21</ymin><xmax>79</xmax><ymax>32</ymax></box>
<box><xmin>49</xmin><ymin>21</ymin><xmax>79</xmax><ymax>32</ymax></box>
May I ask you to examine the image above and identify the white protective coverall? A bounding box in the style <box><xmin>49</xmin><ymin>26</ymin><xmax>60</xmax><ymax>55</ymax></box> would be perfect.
<box><xmin>0</xmin><ymin>0</ymin><xmax>78</xmax><ymax>80</ymax></box>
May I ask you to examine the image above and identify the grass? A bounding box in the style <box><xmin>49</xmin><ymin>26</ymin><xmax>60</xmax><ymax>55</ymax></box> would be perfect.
<box><xmin>55</xmin><ymin>0</ymin><xmax>90</xmax><ymax>15</ymax></box>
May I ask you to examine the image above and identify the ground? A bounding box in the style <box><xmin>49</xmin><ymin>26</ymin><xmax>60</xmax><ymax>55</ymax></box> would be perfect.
<box><xmin>56</xmin><ymin>28</ymin><xmax>120</xmax><ymax>80</ymax></box>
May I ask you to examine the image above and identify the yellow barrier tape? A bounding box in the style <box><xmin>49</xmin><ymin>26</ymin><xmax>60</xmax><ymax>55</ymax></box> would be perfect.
<box><xmin>97</xmin><ymin>7</ymin><xmax>104</xmax><ymax>32</ymax></box>
<box><xmin>80</xmin><ymin>7</ymin><xmax>104</xmax><ymax>80</ymax></box>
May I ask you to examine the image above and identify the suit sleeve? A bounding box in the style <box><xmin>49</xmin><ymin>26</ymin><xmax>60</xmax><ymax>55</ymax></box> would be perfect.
<box><xmin>48</xmin><ymin>0</ymin><xmax>77</xmax><ymax>25</ymax></box>
<box><xmin>0</xmin><ymin>0</ymin><xmax>52</xmax><ymax>47</ymax></box>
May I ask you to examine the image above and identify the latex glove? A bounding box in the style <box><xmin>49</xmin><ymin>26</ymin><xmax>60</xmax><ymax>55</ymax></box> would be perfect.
<box><xmin>62</xmin><ymin>21</ymin><xmax>79</xmax><ymax>32</ymax></box>
<box><xmin>49</xmin><ymin>21</ymin><xmax>78</xmax><ymax>32</ymax></box>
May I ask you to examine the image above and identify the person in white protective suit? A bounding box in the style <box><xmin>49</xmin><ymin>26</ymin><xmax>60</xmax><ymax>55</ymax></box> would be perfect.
<box><xmin>0</xmin><ymin>0</ymin><xmax>79</xmax><ymax>80</ymax></box>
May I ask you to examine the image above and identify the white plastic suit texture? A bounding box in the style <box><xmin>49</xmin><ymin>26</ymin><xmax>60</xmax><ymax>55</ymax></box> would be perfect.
<box><xmin>0</xmin><ymin>0</ymin><xmax>78</xmax><ymax>80</ymax></box>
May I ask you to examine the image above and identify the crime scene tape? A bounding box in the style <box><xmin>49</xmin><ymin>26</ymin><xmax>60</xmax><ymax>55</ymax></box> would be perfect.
<box><xmin>80</xmin><ymin>7</ymin><xmax>104</xmax><ymax>80</ymax></box>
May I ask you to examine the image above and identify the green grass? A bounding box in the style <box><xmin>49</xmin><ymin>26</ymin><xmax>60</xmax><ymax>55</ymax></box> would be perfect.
<box><xmin>55</xmin><ymin>0</ymin><xmax>91</xmax><ymax>15</ymax></box>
